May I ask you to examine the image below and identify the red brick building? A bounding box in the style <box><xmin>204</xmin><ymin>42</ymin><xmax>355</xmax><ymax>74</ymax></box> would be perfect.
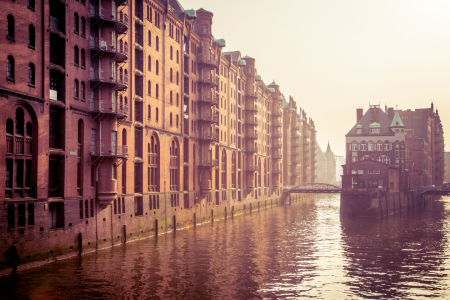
<box><xmin>342</xmin><ymin>105</ymin><xmax>406</xmax><ymax>191</ymax></box>
<box><xmin>0</xmin><ymin>1</ymin><xmax>317</xmax><ymax>265</ymax></box>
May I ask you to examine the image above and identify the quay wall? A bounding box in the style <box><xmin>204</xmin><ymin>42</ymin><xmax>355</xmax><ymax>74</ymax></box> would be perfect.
<box><xmin>0</xmin><ymin>192</ymin><xmax>314</xmax><ymax>276</ymax></box>
<box><xmin>340</xmin><ymin>191</ymin><xmax>439</xmax><ymax>218</ymax></box>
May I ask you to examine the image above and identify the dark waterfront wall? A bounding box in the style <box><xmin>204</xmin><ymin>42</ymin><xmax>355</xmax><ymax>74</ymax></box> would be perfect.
<box><xmin>340</xmin><ymin>191</ymin><xmax>438</xmax><ymax>218</ymax></box>
<box><xmin>0</xmin><ymin>193</ymin><xmax>314</xmax><ymax>275</ymax></box>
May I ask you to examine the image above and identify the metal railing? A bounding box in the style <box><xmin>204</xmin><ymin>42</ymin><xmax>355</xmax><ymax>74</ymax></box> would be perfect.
<box><xmin>91</xmin><ymin>144</ymin><xmax>128</xmax><ymax>157</ymax></box>
<box><xmin>49</xmin><ymin>16</ymin><xmax>64</xmax><ymax>34</ymax></box>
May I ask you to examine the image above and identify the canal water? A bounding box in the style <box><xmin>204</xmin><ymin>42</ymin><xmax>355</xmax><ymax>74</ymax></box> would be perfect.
<box><xmin>2</xmin><ymin>194</ymin><xmax>450</xmax><ymax>299</ymax></box>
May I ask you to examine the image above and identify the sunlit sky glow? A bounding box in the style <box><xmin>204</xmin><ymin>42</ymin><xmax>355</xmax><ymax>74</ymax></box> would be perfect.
<box><xmin>183</xmin><ymin>0</ymin><xmax>450</xmax><ymax>156</ymax></box>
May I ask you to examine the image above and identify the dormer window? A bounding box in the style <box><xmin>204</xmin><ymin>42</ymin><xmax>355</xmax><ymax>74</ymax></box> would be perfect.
<box><xmin>370</xmin><ymin>128</ymin><xmax>380</xmax><ymax>134</ymax></box>
<box><xmin>356</xmin><ymin>128</ymin><xmax>362</xmax><ymax>134</ymax></box>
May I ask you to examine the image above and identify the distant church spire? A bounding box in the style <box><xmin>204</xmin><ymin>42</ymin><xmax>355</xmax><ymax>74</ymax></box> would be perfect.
<box><xmin>326</xmin><ymin>141</ymin><xmax>332</xmax><ymax>154</ymax></box>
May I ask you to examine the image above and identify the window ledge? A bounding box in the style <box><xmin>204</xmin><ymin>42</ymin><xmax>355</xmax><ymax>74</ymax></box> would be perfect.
<box><xmin>28</xmin><ymin>45</ymin><xmax>35</xmax><ymax>50</ymax></box>
<box><xmin>28</xmin><ymin>5</ymin><xmax>35</xmax><ymax>11</ymax></box>
<box><xmin>7</xmin><ymin>36</ymin><xmax>15</xmax><ymax>42</ymax></box>
<box><xmin>81</xmin><ymin>66</ymin><xmax>86</xmax><ymax>70</ymax></box>
<box><xmin>74</xmin><ymin>63</ymin><xmax>79</xmax><ymax>67</ymax></box>
<box><xmin>28</xmin><ymin>83</ymin><xmax>35</xmax><ymax>88</ymax></box>
<box><xmin>7</xmin><ymin>77</ymin><xmax>15</xmax><ymax>83</ymax></box>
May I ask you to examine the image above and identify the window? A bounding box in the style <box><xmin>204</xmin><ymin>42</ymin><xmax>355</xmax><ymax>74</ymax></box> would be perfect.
<box><xmin>170</xmin><ymin>46</ymin><xmax>173</xmax><ymax>60</ymax></box>
<box><xmin>368</xmin><ymin>141</ymin><xmax>374</xmax><ymax>151</ymax></box>
<box><xmin>177</xmin><ymin>50</ymin><xmax>179</xmax><ymax>63</ymax></box>
<box><xmin>74</xmin><ymin>79</ymin><xmax>79</xmax><ymax>98</ymax></box>
<box><xmin>149</xmin><ymin>135</ymin><xmax>159</xmax><ymax>191</ymax></box>
<box><xmin>361</xmin><ymin>142</ymin><xmax>366</xmax><ymax>151</ymax></box>
<box><xmin>74</xmin><ymin>13</ymin><xmax>79</xmax><ymax>33</ymax></box>
<box><xmin>28</xmin><ymin>25</ymin><xmax>35</xmax><ymax>48</ymax></box>
<box><xmin>377</xmin><ymin>141</ymin><xmax>383</xmax><ymax>151</ymax></box>
<box><xmin>352</xmin><ymin>142</ymin><xmax>358</xmax><ymax>151</ymax></box>
<box><xmin>148</xmin><ymin>105</ymin><xmax>151</xmax><ymax>119</ymax></box>
<box><xmin>7</xmin><ymin>15</ymin><xmax>15</xmax><ymax>40</ymax></box>
<box><xmin>148</xmin><ymin>30</ymin><xmax>151</xmax><ymax>46</ymax></box>
<box><xmin>177</xmin><ymin>72</ymin><xmax>179</xmax><ymax>85</ymax></box>
<box><xmin>156</xmin><ymin>108</ymin><xmax>159</xmax><ymax>122</ymax></box>
<box><xmin>81</xmin><ymin>17</ymin><xmax>85</xmax><ymax>36</ymax></box>
<box><xmin>28</xmin><ymin>203</ymin><xmax>34</xmax><ymax>225</ymax></box>
<box><xmin>28</xmin><ymin>63</ymin><xmax>35</xmax><ymax>86</ymax></box>
<box><xmin>176</xmin><ymin>94</ymin><xmax>179</xmax><ymax>106</ymax></box>
<box><xmin>370</xmin><ymin>128</ymin><xmax>380</xmax><ymax>134</ymax></box>
<box><xmin>156</xmin><ymin>36</ymin><xmax>159</xmax><ymax>51</ymax></box>
<box><xmin>156</xmin><ymin>60</ymin><xmax>159</xmax><ymax>75</ymax></box>
<box><xmin>169</xmin><ymin>140</ymin><xmax>178</xmax><ymax>191</ymax></box>
<box><xmin>74</xmin><ymin>46</ymin><xmax>79</xmax><ymax>65</ymax></box>
<box><xmin>148</xmin><ymin>80</ymin><xmax>151</xmax><ymax>95</ymax></box>
<box><xmin>221</xmin><ymin>151</ymin><xmax>227</xmax><ymax>189</ymax></box>
<box><xmin>170</xmin><ymin>113</ymin><xmax>173</xmax><ymax>126</ymax></box>
<box><xmin>170</xmin><ymin>68</ymin><xmax>173</xmax><ymax>82</ymax></box>
<box><xmin>49</xmin><ymin>203</ymin><xmax>64</xmax><ymax>229</ymax></box>
<box><xmin>80</xmin><ymin>82</ymin><xmax>85</xmax><ymax>101</ymax></box>
<box><xmin>8</xmin><ymin>205</ymin><xmax>14</xmax><ymax>228</ymax></box>
<box><xmin>148</xmin><ymin>55</ymin><xmax>151</xmax><ymax>71</ymax></box>
<box><xmin>156</xmin><ymin>84</ymin><xmax>159</xmax><ymax>98</ymax></box>
<box><xmin>176</xmin><ymin>115</ymin><xmax>178</xmax><ymax>128</ymax></box>
<box><xmin>352</xmin><ymin>156</ymin><xmax>357</xmax><ymax>163</ymax></box>
<box><xmin>170</xmin><ymin>91</ymin><xmax>173</xmax><ymax>104</ymax></box>
<box><xmin>356</xmin><ymin>128</ymin><xmax>362</xmax><ymax>134</ymax></box>
<box><xmin>28</xmin><ymin>0</ymin><xmax>35</xmax><ymax>10</ymax></box>
<box><xmin>384</xmin><ymin>142</ymin><xmax>390</xmax><ymax>151</ymax></box>
<box><xmin>81</xmin><ymin>49</ymin><xmax>85</xmax><ymax>68</ymax></box>
<box><xmin>7</xmin><ymin>55</ymin><xmax>14</xmax><ymax>80</ymax></box>
<box><xmin>18</xmin><ymin>204</ymin><xmax>25</xmax><ymax>227</ymax></box>
<box><xmin>5</xmin><ymin>108</ymin><xmax>35</xmax><ymax>199</ymax></box>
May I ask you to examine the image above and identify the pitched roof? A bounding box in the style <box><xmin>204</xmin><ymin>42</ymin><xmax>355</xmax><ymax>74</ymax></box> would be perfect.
<box><xmin>346</xmin><ymin>107</ymin><xmax>394</xmax><ymax>137</ymax></box>
<box><xmin>326</xmin><ymin>141</ymin><xmax>332</xmax><ymax>154</ymax></box>
<box><xmin>390</xmin><ymin>111</ymin><xmax>405</xmax><ymax>128</ymax></box>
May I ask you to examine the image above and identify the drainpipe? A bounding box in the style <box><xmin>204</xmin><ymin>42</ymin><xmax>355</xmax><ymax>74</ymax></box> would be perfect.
<box><xmin>163</xmin><ymin>7</ymin><xmax>167</xmax><ymax>228</ymax></box>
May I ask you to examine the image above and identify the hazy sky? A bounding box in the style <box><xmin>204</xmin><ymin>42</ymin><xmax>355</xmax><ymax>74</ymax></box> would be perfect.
<box><xmin>183</xmin><ymin>0</ymin><xmax>450</xmax><ymax>156</ymax></box>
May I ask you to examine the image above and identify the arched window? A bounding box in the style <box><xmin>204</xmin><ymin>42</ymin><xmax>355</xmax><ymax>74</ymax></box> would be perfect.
<box><xmin>81</xmin><ymin>49</ymin><xmax>85</xmax><ymax>68</ymax></box>
<box><xmin>177</xmin><ymin>72</ymin><xmax>179</xmax><ymax>85</ymax></box>
<box><xmin>221</xmin><ymin>150</ymin><xmax>227</xmax><ymax>189</ymax></box>
<box><xmin>148</xmin><ymin>80</ymin><xmax>151</xmax><ymax>95</ymax></box>
<box><xmin>170</xmin><ymin>91</ymin><xmax>173</xmax><ymax>104</ymax></box>
<box><xmin>176</xmin><ymin>93</ymin><xmax>179</xmax><ymax>106</ymax></box>
<box><xmin>7</xmin><ymin>15</ymin><xmax>15</xmax><ymax>40</ymax></box>
<box><xmin>148</xmin><ymin>105</ymin><xmax>151</xmax><ymax>119</ymax></box>
<box><xmin>176</xmin><ymin>115</ymin><xmax>179</xmax><ymax>128</ymax></box>
<box><xmin>368</xmin><ymin>141</ymin><xmax>374</xmax><ymax>151</ymax></box>
<box><xmin>7</xmin><ymin>56</ymin><xmax>15</xmax><ymax>79</ymax></box>
<box><xmin>119</xmin><ymin>68</ymin><xmax>123</xmax><ymax>81</ymax></box>
<box><xmin>28</xmin><ymin>0</ymin><xmax>35</xmax><ymax>10</ymax></box>
<box><xmin>80</xmin><ymin>17</ymin><xmax>85</xmax><ymax>36</ymax></box>
<box><xmin>149</xmin><ymin>135</ymin><xmax>159</xmax><ymax>191</ymax></box>
<box><xmin>170</xmin><ymin>46</ymin><xmax>173</xmax><ymax>60</ymax></box>
<box><xmin>170</xmin><ymin>113</ymin><xmax>173</xmax><ymax>126</ymax></box>
<box><xmin>74</xmin><ymin>79</ymin><xmax>79</xmax><ymax>98</ymax></box>
<box><xmin>74</xmin><ymin>13</ymin><xmax>79</xmax><ymax>33</ymax></box>
<box><xmin>170</xmin><ymin>68</ymin><xmax>173</xmax><ymax>82</ymax></box>
<box><xmin>146</xmin><ymin>5</ymin><xmax>149</xmax><ymax>20</ymax></box>
<box><xmin>148</xmin><ymin>30</ymin><xmax>151</xmax><ymax>46</ymax></box>
<box><xmin>377</xmin><ymin>141</ymin><xmax>383</xmax><ymax>151</ymax></box>
<box><xmin>80</xmin><ymin>82</ymin><xmax>85</xmax><ymax>101</ymax></box>
<box><xmin>74</xmin><ymin>46</ymin><xmax>79</xmax><ymax>65</ymax></box>
<box><xmin>28</xmin><ymin>63</ymin><xmax>35</xmax><ymax>86</ymax></box>
<box><xmin>156</xmin><ymin>36</ymin><xmax>159</xmax><ymax>51</ymax></box>
<box><xmin>148</xmin><ymin>55</ymin><xmax>151</xmax><ymax>71</ymax></box>
<box><xmin>384</xmin><ymin>141</ymin><xmax>390</xmax><ymax>151</ymax></box>
<box><xmin>156</xmin><ymin>84</ymin><xmax>159</xmax><ymax>98</ymax></box>
<box><xmin>176</xmin><ymin>50</ymin><xmax>179</xmax><ymax>63</ymax></box>
<box><xmin>169</xmin><ymin>140</ymin><xmax>178</xmax><ymax>191</ymax></box>
<box><xmin>28</xmin><ymin>25</ymin><xmax>35</xmax><ymax>48</ymax></box>
<box><xmin>361</xmin><ymin>141</ymin><xmax>367</xmax><ymax>151</ymax></box>
<box><xmin>156</xmin><ymin>60</ymin><xmax>159</xmax><ymax>74</ymax></box>
<box><xmin>352</xmin><ymin>141</ymin><xmax>358</xmax><ymax>151</ymax></box>
<box><xmin>5</xmin><ymin>107</ymin><xmax>36</xmax><ymax>198</ymax></box>
<box><xmin>156</xmin><ymin>107</ymin><xmax>159</xmax><ymax>121</ymax></box>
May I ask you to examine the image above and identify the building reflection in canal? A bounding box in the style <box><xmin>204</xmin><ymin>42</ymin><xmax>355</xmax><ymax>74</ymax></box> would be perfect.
<box><xmin>1</xmin><ymin>195</ymin><xmax>450</xmax><ymax>299</ymax></box>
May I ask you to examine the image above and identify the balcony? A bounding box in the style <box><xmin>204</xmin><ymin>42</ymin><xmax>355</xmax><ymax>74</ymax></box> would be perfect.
<box><xmin>246</xmin><ymin>116</ymin><xmax>257</xmax><ymax>126</ymax></box>
<box><xmin>273</xmin><ymin>168</ymin><xmax>282</xmax><ymax>174</ymax></box>
<box><xmin>272</xmin><ymin>118</ymin><xmax>282</xmax><ymax>127</ymax></box>
<box><xmin>198</xmin><ymin>131</ymin><xmax>219</xmax><ymax>143</ymax></box>
<box><xmin>91</xmin><ymin>144</ymin><xmax>128</xmax><ymax>158</ymax></box>
<box><xmin>89</xmin><ymin>38</ymin><xmax>128</xmax><ymax>62</ymax></box>
<box><xmin>246</xmin><ymin>165</ymin><xmax>257</xmax><ymax>172</ymax></box>
<box><xmin>49</xmin><ymin>16</ymin><xmax>65</xmax><ymax>37</ymax></box>
<box><xmin>245</xmin><ymin>131</ymin><xmax>258</xmax><ymax>140</ymax></box>
<box><xmin>198</xmin><ymin>75</ymin><xmax>218</xmax><ymax>87</ymax></box>
<box><xmin>273</xmin><ymin>131</ymin><xmax>282</xmax><ymax>138</ymax></box>
<box><xmin>198</xmin><ymin>112</ymin><xmax>219</xmax><ymax>123</ymax></box>
<box><xmin>198</xmin><ymin>95</ymin><xmax>218</xmax><ymax>106</ymax></box>
<box><xmin>245</xmin><ymin>143</ymin><xmax>257</xmax><ymax>153</ymax></box>
<box><xmin>197</xmin><ymin>55</ymin><xmax>218</xmax><ymax>69</ymax></box>
<box><xmin>90</xmin><ymin>99</ymin><xmax>128</xmax><ymax>118</ymax></box>
<box><xmin>272</xmin><ymin>141</ymin><xmax>282</xmax><ymax>149</ymax></box>
<box><xmin>245</xmin><ymin>101</ymin><xmax>258</xmax><ymax>112</ymax></box>
<box><xmin>199</xmin><ymin>158</ymin><xmax>219</xmax><ymax>168</ymax></box>
<box><xmin>89</xmin><ymin>7</ymin><xmax>128</xmax><ymax>34</ymax></box>
<box><xmin>246</xmin><ymin>91</ymin><xmax>258</xmax><ymax>99</ymax></box>
<box><xmin>89</xmin><ymin>69</ymin><xmax>128</xmax><ymax>91</ymax></box>
<box><xmin>272</xmin><ymin>109</ymin><xmax>282</xmax><ymax>117</ymax></box>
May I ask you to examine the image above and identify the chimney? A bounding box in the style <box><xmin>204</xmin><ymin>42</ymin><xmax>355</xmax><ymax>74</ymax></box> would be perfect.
<box><xmin>388</xmin><ymin>107</ymin><xmax>394</xmax><ymax>120</ymax></box>
<box><xmin>356</xmin><ymin>108</ymin><xmax>363</xmax><ymax>123</ymax></box>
